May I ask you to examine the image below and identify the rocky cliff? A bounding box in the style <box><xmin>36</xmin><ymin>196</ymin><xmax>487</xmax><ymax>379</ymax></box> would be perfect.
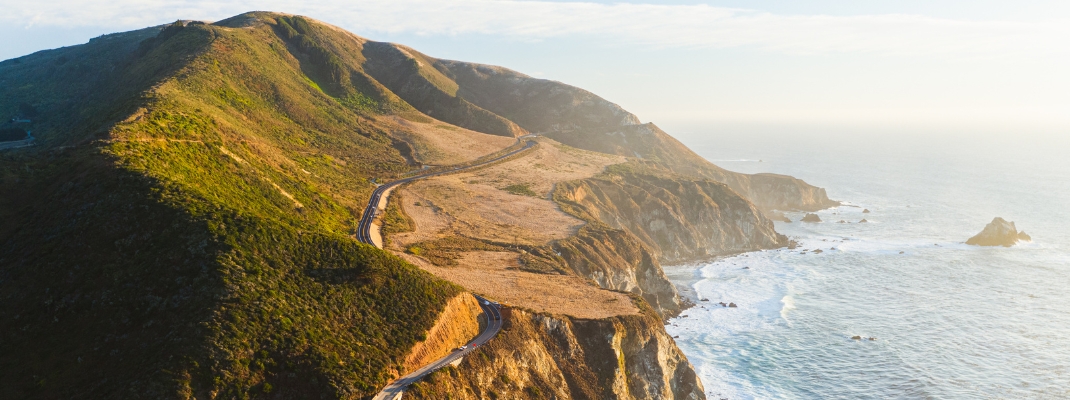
<box><xmin>405</xmin><ymin>306</ymin><xmax>705</xmax><ymax>400</ymax></box>
<box><xmin>553</xmin><ymin>224</ymin><xmax>683</xmax><ymax>317</ymax></box>
<box><xmin>402</xmin><ymin>293</ymin><xmax>484</xmax><ymax>374</ymax></box>
<box><xmin>556</xmin><ymin>163</ymin><xmax>788</xmax><ymax>264</ymax></box>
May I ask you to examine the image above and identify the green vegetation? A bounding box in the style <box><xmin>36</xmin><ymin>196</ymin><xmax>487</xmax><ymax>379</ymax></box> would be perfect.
<box><xmin>381</xmin><ymin>190</ymin><xmax>416</xmax><ymax>246</ymax></box>
<box><xmin>406</xmin><ymin>236</ymin><xmax>509</xmax><ymax>267</ymax></box>
<box><xmin>501</xmin><ymin>183</ymin><xmax>538</xmax><ymax>197</ymax></box>
<box><xmin>0</xmin><ymin>12</ymin><xmax>469</xmax><ymax>399</ymax></box>
<box><xmin>0</xmin><ymin>128</ymin><xmax>27</xmax><ymax>141</ymax></box>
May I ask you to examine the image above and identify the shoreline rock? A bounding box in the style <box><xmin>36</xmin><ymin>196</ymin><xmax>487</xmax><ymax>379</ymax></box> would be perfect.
<box><xmin>801</xmin><ymin>213</ymin><xmax>821</xmax><ymax>223</ymax></box>
<box><xmin>966</xmin><ymin>217</ymin><xmax>1026</xmax><ymax>247</ymax></box>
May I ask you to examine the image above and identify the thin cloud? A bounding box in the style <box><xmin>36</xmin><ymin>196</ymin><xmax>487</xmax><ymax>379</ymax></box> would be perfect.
<box><xmin>6</xmin><ymin>0</ymin><xmax>1069</xmax><ymax>57</ymax></box>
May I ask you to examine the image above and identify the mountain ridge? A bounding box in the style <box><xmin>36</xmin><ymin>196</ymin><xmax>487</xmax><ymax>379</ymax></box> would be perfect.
<box><xmin>1</xmin><ymin>11</ymin><xmax>835</xmax><ymax>399</ymax></box>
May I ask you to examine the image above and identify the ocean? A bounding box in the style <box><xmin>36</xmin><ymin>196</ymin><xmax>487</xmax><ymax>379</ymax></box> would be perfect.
<box><xmin>663</xmin><ymin>128</ymin><xmax>1070</xmax><ymax>399</ymax></box>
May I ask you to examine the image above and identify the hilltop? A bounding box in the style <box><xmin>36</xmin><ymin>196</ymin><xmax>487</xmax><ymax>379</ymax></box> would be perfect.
<box><xmin>1</xmin><ymin>12</ymin><xmax>834</xmax><ymax>399</ymax></box>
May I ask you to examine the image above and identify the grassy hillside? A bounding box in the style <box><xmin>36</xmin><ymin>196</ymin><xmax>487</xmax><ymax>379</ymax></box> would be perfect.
<box><xmin>0</xmin><ymin>10</ymin><xmax>829</xmax><ymax>399</ymax></box>
<box><xmin>0</xmin><ymin>13</ymin><xmax>467</xmax><ymax>398</ymax></box>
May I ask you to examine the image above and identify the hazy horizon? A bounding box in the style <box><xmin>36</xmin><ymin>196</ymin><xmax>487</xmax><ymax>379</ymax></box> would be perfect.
<box><xmin>4</xmin><ymin>1</ymin><xmax>1068</xmax><ymax>132</ymax></box>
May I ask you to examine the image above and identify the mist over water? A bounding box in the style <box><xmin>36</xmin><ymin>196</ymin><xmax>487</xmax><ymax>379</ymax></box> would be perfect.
<box><xmin>664</xmin><ymin>129</ymin><xmax>1070</xmax><ymax>399</ymax></box>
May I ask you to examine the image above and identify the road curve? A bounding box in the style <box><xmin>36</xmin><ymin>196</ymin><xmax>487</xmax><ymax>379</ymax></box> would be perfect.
<box><xmin>355</xmin><ymin>138</ymin><xmax>535</xmax><ymax>246</ymax></box>
<box><xmin>362</xmin><ymin>138</ymin><xmax>532</xmax><ymax>399</ymax></box>
<box><xmin>372</xmin><ymin>295</ymin><xmax>503</xmax><ymax>400</ymax></box>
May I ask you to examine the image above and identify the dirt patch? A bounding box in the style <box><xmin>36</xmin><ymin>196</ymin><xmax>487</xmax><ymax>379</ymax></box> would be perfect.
<box><xmin>378</xmin><ymin>115</ymin><xmax>515</xmax><ymax>165</ymax></box>
<box><xmin>397</xmin><ymin>251</ymin><xmax>638</xmax><ymax>319</ymax></box>
<box><xmin>390</xmin><ymin>138</ymin><xmax>625</xmax><ymax>249</ymax></box>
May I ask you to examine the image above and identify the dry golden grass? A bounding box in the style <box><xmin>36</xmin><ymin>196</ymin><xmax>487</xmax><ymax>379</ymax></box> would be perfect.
<box><xmin>396</xmin><ymin>251</ymin><xmax>638</xmax><ymax>319</ymax></box>
<box><xmin>390</xmin><ymin>138</ymin><xmax>625</xmax><ymax>249</ymax></box>
<box><xmin>378</xmin><ymin>115</ymin><xmax>516</xmax><ymax>165</ymax></box>
<box><xmin>386</xmin><ymin>137</ymin><xmax>637</xmax><ymax>318</ymax></box>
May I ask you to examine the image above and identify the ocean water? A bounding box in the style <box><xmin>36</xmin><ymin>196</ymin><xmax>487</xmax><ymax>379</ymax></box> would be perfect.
<box><xmin>663</xmin><ymin>129</ymin><xmax>1070</xmax><ymax>399</ymax></box>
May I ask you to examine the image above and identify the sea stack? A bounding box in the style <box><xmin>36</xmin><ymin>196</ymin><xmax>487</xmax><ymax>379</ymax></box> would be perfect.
<box><xmin>801</xmin><ymin>213</ymin><xmax>822</xmax><ymax>223</ymax></box>
<box><xmin>966</xmin><ymin>217</ymin><xmax>1028</xmax><ymax>247</ymax></box>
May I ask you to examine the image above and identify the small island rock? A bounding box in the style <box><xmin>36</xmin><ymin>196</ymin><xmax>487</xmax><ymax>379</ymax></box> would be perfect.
<box><xmin>966</xmin><ymin>217</ymin><xmax>1024</xmax><ymax>247</ymax></box>
<box><xmin>859</xmin><ymin>219</ymin><xmax>868</xmax><ymax>223</ymax></box>
<box><xmin>1018</xmin><ymin>231</ymin><xmax>1032</xmax><ymax>242</ymax></box>
<box><xmin>801</xmin><ymin>213</ymin><xmax>822</xmax><ymax>223</ymax></box>
<box><xmin>863</xmin><ymin>209</ymin><xmax>870</xmax><ymax>213</ymax></box>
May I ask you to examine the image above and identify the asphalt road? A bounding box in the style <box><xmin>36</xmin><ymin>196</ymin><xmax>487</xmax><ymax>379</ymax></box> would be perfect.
<box><xmin>372</xmin><ymin>295</ymin><xmax>503</xmax><ymax>400</ymax></box>
<box><xmin>360</xmin><ymin>138</ymin><xmax>533</xmax><ymax>399</ymax></box>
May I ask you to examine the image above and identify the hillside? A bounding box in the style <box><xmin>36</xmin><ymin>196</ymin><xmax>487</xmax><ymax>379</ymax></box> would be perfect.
<box><xmin>1</xmin><ymin>11</ymin><xmax>836</xmax><ymax>399</ymax></box>
<box><xmin>0</xmin><ymin>15</ymin><xmax>476</xmax><ymax>398</ymax></box>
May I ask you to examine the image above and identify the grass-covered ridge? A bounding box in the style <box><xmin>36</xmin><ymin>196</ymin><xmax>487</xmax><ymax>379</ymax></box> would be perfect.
<box><xmin>1</xmin><ymin>13</ymin><xmax>470</xmax><ymax>398</ymax></box>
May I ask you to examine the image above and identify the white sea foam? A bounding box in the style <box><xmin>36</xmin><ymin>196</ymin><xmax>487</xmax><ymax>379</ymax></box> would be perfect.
<box><xmin>780</xmin><ymin>295</ymin><xmax>796</xmax><ymax>320</ymax></box>
<box><xmin>667</xmin><ymin>132</ymin><xmax>1070</xmax><ymax>399</ymax></box>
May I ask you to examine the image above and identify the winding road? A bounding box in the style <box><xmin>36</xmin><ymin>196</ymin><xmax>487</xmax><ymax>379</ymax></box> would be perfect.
<box><xmin>356</xmin><ymin>137</ymin><xmax>536</xmax><ymax>246</ymax></box>
<box><xmin>360</xmin><ymin>137</ymin><xmax>535</xmax><ymax>399</ymax></box>
<box><xmin>372</xmin><ymin>295</ymin><xmax>503</xmax><ymax>400</ymax></box>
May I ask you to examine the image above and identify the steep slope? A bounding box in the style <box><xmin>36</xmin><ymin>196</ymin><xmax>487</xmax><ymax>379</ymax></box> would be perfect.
<box><xmin>1</xmin><ymin>12</ymin><xmax>716</xmax><ymax>400</ymax></box>
<box><xmin>556</xmin><ymin>163</ymin><xmax>788</xmax><ymax>264</ymax></box>
<box><xmin>406</xmin><ymin>306</ymin><xmax>704</xmax><ymax>400</ymax></box>
<box><xmin>0</xmin><ymin>15</ymin><xmax>471</xmax><ymax>398</ymax></box>
<box><xmin>369</xmin><ymin>55</ymin><xmax>837</xmax><ymax>211</ymax></box>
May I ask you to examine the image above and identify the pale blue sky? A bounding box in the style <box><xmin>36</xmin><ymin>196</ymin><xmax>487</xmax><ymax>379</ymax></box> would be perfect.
<box><xmin>3</xmin><ymin>1</ymin><xmax>1068</xmax><ymax>133</ymax></box>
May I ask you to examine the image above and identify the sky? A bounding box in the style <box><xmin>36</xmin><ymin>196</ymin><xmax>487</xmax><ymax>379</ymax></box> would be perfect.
<box><xmin>2</xmin><ymin>0</ymin><xmax>1069</xmax><ymax>134</ymax></box>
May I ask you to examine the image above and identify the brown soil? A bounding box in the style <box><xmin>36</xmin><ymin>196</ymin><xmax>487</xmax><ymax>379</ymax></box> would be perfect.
<box><xmin>397</xmin><ymin>251</ymin><xmax>638</xmax><ymax>319</ymax></box>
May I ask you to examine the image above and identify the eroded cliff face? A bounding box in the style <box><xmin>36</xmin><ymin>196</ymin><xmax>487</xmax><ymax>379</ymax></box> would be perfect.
<box><xmin>554</xmin><ymin>225</ymin><xmax>682</xmax><ymax>317</ymax></box>
<box><xmin>556</xmin><ymin>164</ymin><xmax>788</xmax><ymax>265</ymax></box>
<box><xmin>405</xmin><ymin>307</ymin><xmax>705</xmax><ymax>400</ymax></box>
<box><xmin>403</xmin><ymin>293</ymin><xmax>484</xmax><ymax>374</ymax></box>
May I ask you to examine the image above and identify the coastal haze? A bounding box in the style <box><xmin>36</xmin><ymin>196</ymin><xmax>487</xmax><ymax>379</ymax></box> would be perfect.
<box><xmin>1</xmin><ymin>1</ymin><xmax>1067</xmax><ymax>399</ymax></box>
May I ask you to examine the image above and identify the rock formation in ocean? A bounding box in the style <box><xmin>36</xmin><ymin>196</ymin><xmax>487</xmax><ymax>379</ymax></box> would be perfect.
<box><xmin>966</xmin><ymin>217</ymin><xmax>1026</xmax><ymax>247</ymax></box>
<box><xmin>801</xmin><ymin>213</ymin><xmax>822</xmax><ymax>223</ymax></box>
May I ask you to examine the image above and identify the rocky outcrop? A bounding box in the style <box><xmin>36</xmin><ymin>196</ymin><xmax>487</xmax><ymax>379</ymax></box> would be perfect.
<box><xmin>555</xmin><ymin>164</ymin><xmax>788</xmax><ymax>265</ymax></box>
<box><xmin>405</xmin><ymin>307</ymin><xmax>705</xmax><ymax>400</ymax></box>
<box><xmin>554</xmin><ymin>225</ymin><xmax>682</xmax><ymax>318</ymax></box>
<box><xmin>403</xmin><ymin>293</ymin><xmax>484</xmax><ymax>373</ymax></box>
<box><xmin>966</xmin><ymin>217</ymin><xmax>1029</xmax><ymax>247</ymax></box>
<box><xmin>801</xmin><ymin>213</ymin><xmax>821</xmax><ymax>223</ymax></box>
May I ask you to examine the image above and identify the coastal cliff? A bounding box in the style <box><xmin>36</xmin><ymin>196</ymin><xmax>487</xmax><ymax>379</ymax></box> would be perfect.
<box><xmin>405</xmin><ymin>307</ymin><xmax>705</xmax><ymax>400</ymax></box>
<box><xmin>554</xmin><ymin>224</ymin><xmax>683</xmax><ymax>317</ymax></box>
<box><xmin>556</xmin><ymin>163</ymin><xmax>788</xmax><ymax>264</ymax></box>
